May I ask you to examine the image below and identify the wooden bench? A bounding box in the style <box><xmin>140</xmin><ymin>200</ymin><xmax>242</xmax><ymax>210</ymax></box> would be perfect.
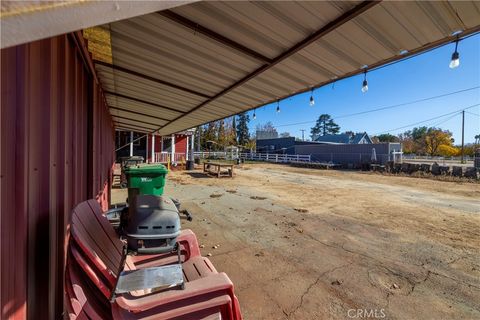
<box><xmin>203</xmin><ymin>162</ymin><xmax>234</xmax><ymax>178</ymax></box>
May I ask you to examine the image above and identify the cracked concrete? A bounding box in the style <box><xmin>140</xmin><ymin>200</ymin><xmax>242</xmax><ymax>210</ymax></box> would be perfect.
<box><xmin>111</xmin><ymin>163</ymin><xmax>480</xmax><ymax>319</ymax></box>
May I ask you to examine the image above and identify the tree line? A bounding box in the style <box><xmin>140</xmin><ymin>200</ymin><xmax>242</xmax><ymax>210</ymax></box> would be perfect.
<box><xmin>374</xmin><ymin>128</ymin><xmax>479</xmax><ymax>157</ymax></box>
<box><xmin>196</xmin><ymin>113</ymin><xmax>255</xmax><ymax>151</ymax></box>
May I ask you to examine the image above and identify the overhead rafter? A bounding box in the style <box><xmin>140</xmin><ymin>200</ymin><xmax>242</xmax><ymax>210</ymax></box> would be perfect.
<box><xmin>159</xmin><ymin>10</ymin><xmax>273</xmax><ymax>64</ymax></box>
<box><xmin>158</xmin><ymin>0</ymin><xmax>381</xmax><ymax>133</ymax></box>
<box><xmin>95</xmin><ymin>60</ymin><xmax>212</xmax><ymax>98</ymax></box>
<box><xmin>105</xmin><ymin>91</ymin><xmax>186</xmax><ymax>114</ymax></box>
<box><xmin>109</xmin><ymin>106</ymin><xmax>171</xmax><ymax>122</ymax></box>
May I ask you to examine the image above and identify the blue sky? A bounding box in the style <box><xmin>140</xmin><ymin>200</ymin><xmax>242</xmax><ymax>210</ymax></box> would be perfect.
<box><xmin>248</xmin><ymin>34</ymin><xmax>480</xmax><ymax>144</ymax></box>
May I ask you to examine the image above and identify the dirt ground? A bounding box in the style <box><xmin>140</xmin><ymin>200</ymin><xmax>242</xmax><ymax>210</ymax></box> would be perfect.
<box><xmin>111</xmin><ymin>163</ymin><xmax>480</xmax><ymax>320</ymax></box>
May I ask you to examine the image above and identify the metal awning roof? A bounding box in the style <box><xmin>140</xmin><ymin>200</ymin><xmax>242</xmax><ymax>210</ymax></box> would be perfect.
<box><xmin>89</xmin><ymin>1</ymin><xmax>480</xmax><ymax>135</ymax></box>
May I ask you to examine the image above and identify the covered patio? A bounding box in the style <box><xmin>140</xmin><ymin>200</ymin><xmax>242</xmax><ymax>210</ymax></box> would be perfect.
<box><xmin>1</xmin><ymin>1</ymin><xmax>479</xmax><ymax>319</ymax></box>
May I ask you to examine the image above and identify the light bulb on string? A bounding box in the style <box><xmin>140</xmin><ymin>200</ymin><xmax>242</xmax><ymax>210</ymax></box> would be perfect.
<box><xmin>449</xmin><ymin>37</ymin><xmax>460</xmax><ymax>69</ymax></box>
<box><xmin>361</xmin><ymin>70</ymin><xmax>368</xmax><ymax>93</ymax></box>
<box><xmin>253</xmin><ymin>109</ymin><xmax>256</xmax><ymax>120</ymax></box>
<box><xmin>309</xmin><ymin>88</ymin><xmax>315</xmax><ymax>106</ymax></box>
<box><xmin>276</xmin><ymin>101</ymin><xmax>280</xmax><ymax>113</ymax></box>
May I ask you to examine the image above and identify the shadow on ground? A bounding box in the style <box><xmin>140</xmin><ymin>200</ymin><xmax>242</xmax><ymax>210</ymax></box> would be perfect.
<box><xmin>185</xmin><ymin>172</ymin><xmax>213</xmax><ymax>179</ymax></box>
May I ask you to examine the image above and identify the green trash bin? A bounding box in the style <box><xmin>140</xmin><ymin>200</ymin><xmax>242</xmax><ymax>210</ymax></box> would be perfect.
<box><xmin>125</xmin><ymin>164</ymin><xmax>169</xmax><ymax>202</ymax></box>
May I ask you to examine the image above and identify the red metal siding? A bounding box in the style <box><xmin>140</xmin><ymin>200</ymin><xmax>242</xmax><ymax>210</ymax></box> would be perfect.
<box><xmin>1</xmin><ymin>34</ymin><xmax>114</xmax><ymax>319</ymax></box>
<box><xmin>175</xmin><ymin>135</ymin><xmax>187</xmax><ymax>154</ymax></box>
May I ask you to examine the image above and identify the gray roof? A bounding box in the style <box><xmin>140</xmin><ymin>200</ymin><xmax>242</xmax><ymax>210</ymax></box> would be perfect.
<box><xmin>316</xmin><ymin>132</ymin><xmax>372</xmax><ymax>144</ymax></box>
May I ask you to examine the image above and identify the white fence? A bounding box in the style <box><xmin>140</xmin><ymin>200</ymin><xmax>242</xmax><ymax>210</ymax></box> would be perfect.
<box><xmin>239</xmin><ymin>153</ymin><xmax>311</xmax><ymax>163</ymax></box>
<box><xmin>154</xmin><ymin>152</ymin><xmax>186</xmax><ymax>163</ymax></box>
<box><xmin>192</xmin><ymin>151</ymin><xmax>311</xmax><ymax>163</ymax></box>
<box><xmin>403</xmin><ymin>154</ymin><xmax>474</xmax><ymax>162</ymax></box>
<box><xmin>193</xmin><ymin>151</ymin><xmax>227</xmax><ymax>159</ymax></box>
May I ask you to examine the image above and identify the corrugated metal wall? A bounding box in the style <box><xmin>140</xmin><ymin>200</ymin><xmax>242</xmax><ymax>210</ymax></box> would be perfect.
<box><xmin>256</xmin><ymin>137</ymin><xmax>296</xmax><ymax>154</ymax></box>
<box><xmin>1</xmin><ymin>33</ymin><xmax>114</xmax><ymax>319</ymax></box>
<box><xmin>295</xmin><ymin>143</ymin><xmax>393</xmax><ymax>165</ymax></box>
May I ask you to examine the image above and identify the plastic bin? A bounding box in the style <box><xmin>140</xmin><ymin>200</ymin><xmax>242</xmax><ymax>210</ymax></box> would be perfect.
<box><xmin>125</xmin><ymin>164</ymin><xmax>169</xmax><ymax>201</ymax></box>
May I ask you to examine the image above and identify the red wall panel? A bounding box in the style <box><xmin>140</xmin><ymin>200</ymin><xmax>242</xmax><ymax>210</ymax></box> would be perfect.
<box><xmin>175</xmin><ymin>135</ymin><xmax>187</xmax><ymax>154</ymax></box>
<box><xmin>1</xmin><ymin>33</ymin><xmax>114</xmax><ymax>319</ymax></box>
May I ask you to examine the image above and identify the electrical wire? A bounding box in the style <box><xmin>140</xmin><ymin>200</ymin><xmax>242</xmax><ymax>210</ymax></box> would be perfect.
<box><xmin>275</xmin><ymin>86</ymin><xmax>480</xmax><ymax>128</ymax></box>
<box><xmin>465</xmin><ymin>111</ymin><xmax>480</xmax><ymax>117</ymax></box>
<box><xmin>429</xmin><ymin>112</ymin><xmax>461</xmax><ymax>128</ymax></box>
<box><xmin>373</xmin><ymin>103</ymin><xmax>479</xmax><ymax>135</ymax></box>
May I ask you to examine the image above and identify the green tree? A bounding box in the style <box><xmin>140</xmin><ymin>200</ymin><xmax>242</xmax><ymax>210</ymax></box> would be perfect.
<box><xmin>236</xmin><ymin>112</ymin><xmax>250</xmax><ymax>146</ymax></box>
<box><xmin>375</xmin><ymin>133</ymin><xmax>399</xmax><ymax>143</ymax></box>
<box><xmin>256</xmin><ymin>121</ymin><xmax>276</xmax><ymax>133</ymax></box>
<box><xmin>202</xmin><ymin>122</ymin><xmax>217</xmax><ymax>150</ymax></box>
<box><xmin>310</xmin><ymin>114</ymin><xmax>340</xmax><ymax>139</ymax></box>
<box><xmin>217</xmin><ymin>120</ymin><xmax>225</xmax><ymax>143</ymax></box>
<box><xmin>403</xmin><ymin>126</ymin><xmax>428</xmax><ymax>154</ymax></box>
<box><xmin>231</xmin><ymin>116</ymin><xmax>237</xmax><ymax>144</ymax></box>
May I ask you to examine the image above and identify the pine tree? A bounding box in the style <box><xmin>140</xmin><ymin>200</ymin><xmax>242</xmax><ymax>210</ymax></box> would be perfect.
<box><xmin>310</xmin><ymin>114</ymin><xmax>340</xmax><ymax>140</ymax></box>
<box><xmin>231</xmin><ymin>116</ymin><xmax>237</xmax><ymax>144</ymax></box>
<box><xmin>217</xmin><ymin>120</ymin><xmax>226</xmax><ymax>147</ymax></box>
<box><xmin>203</xmin><ymin>122</ymin><xmax>217</xmax><ymax>150</ymax></box>
<box><xmin>236</xmin><ymin>112</ymin><xmax>250</xmax><ymax>146</ymax></box>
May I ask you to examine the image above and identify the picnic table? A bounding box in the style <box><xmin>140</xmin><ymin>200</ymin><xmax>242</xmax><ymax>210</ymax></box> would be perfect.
<box><xmin>203</xmin><ymin>162</ymin><xmax>234</xmax><ymax>178</ymax></box>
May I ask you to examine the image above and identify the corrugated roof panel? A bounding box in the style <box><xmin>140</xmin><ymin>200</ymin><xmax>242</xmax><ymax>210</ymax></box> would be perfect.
<box><xmin>109</xmin><ymin>109</ymin><xmax>169</xmax><ymax>125</ymax></box>
<box><xmin>298</xmin><ymin>42</ymin><xmax>359</xmax><ymax>76</ymax></box>
<box><xmin>99</xmin><ymin>77</ymin><xmax>203</xmax><ymax>112</ymax></box>
<box><xmin>106</xmin><ymin>47</ymin><xmax>222</xmax><ymax>95</ymax></box>
<box><xmin>96</xmin><ymin>67</ymin><xmax>206</xmax><ymax>104</ymax></box>
<box><xmin>111</xmin><ymin>37</ymin><xmax>239</xmax><ymax>88</ymax></box>
<box><xmin>111</xmin><ymin>16</ymin><xmax>260</xmax><ymax>77</ymax></box>
<box><xmin>448</xmin><ymin>1</ymin><xmax>480</xmax><ymax>28</ymax></box>
<box><xmin>172</xmin><ymin>1</ymin><xmax>359</xmax><ymax>58</ymax></box>
<box><xmin>106</xmin><ymin>96</ymin><xmax>182</xmax><ymax>119</ymax></box>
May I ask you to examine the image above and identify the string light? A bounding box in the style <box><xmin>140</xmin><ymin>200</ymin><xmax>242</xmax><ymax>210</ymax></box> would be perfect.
<box><xmin>276</xmin><ymin>100</ymin><xmax>280</xmax><ymax>113</ymax></box>
<box><xmin>449</xmin><ymin>36</ymin><xmax>460</xmax><ymax>69</ymax></box>
<box><xmin>361</xmin><ymin>70</ymin><xmax>368</xmax><ymax>93</ymax></box>
<box><xmin>253</xmin><ymin>108</ymin><xmax>256</xmax><ymax>120</ymax></box>
<box><xmin>309</xmin><ymin>88</ymin><xmax>315</xmax><ymax>106</ymax></box>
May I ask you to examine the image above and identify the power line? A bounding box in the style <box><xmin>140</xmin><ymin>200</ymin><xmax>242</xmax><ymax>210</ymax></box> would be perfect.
<box><xmin>430</xmin><ymin>112</ymin><xmax>461</xmax><ymax>127</ymax></box>
<box><xmin>275</xmin><ymin>86</ymin><xmax>480</xmax><ymax>128</ymax></box>
<box><xmin>334</xmin><ymin>87</ymin><xmax>479</xmax><ymax>120</ymax></box>
<box><xmin>465</xmin><ymin>111</ymin><xmax>480</xmax><ymax>117</ymax></box>
<box><xmin>373</xmin><ymin>103</ymin><xmax>480</xmax><ymax>135</ymax></box>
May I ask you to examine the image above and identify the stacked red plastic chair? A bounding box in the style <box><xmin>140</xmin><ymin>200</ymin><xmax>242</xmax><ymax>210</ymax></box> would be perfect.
<box><xmin>66</xmin><ymin>199</ymin><xmax>242</xmax><ymax>320</ymax></box>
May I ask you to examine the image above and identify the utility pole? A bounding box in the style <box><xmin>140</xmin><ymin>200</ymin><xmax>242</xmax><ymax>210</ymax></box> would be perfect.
<box><xmin>461</xmin><ymin>110</ymin><xmax>465</xmax><ymax>164</ymax></box>
<box><xmin>300</xmin><ymin>129</ymin><xmax>305</xmax><ymax>141</ymax></box>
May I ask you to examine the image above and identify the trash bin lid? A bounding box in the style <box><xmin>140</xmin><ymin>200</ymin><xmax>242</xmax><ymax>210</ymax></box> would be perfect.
<box><xmin>125</xmin><ymin>164</ymin><xmax>169</xmax><ymax>174</ymax></box>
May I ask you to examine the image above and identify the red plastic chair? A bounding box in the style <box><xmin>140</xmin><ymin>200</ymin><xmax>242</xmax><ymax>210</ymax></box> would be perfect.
<box><xmin>66</xmin><ymin>252</ymin><xmax>232</xmax><ymax>320</ymax></box>
<box><xmin>67</xmin><ymin>199</ymin><xmax>242</xmax><ymax>320</ymax></box>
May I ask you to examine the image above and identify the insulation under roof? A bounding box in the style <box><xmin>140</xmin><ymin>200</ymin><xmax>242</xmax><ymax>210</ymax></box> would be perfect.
<box><xmin>91</xmin><ymin>1</ymin><xmax>480</xmax><ymax>135</ymax></box>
